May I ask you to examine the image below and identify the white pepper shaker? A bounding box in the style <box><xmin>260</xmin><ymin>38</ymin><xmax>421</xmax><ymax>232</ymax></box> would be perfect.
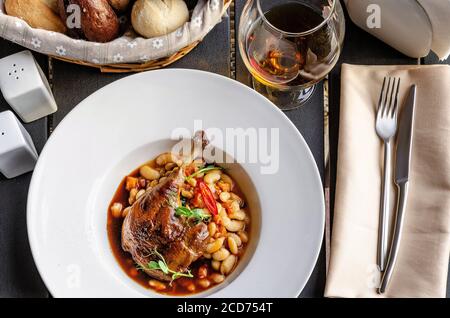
<box><xmin>0</xmin><ymin>110</ymin><xmax>38</xmax><ymax>178</ymax></box>
<box><xmin>0</xmin><ymin>50</ymin><xmax>57</xmax><ymax>123</ymax></box>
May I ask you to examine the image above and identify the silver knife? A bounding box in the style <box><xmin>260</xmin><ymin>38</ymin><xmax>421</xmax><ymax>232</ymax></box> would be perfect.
<box><xmin>379</xmin><ymin>84</ymin><xmax>417</xmax><ymax>294</ymax></box>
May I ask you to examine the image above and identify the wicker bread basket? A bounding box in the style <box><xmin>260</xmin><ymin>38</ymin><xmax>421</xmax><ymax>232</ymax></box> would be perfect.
<box><xmin>0</xmin><ymin>0</ymin><xmax>231</xmax><ymax>73</ymax></box>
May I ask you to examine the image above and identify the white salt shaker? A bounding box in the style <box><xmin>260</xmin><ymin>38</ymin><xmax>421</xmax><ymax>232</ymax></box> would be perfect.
<box><xmin>0</xmin><ymin>50</ymin><xmax>57</xmax><ymax>123</ymax></box>
<box><xmin>0</xmin><ymin>110</ymin><xmax>38</xmax><ymax>178</ymax></box>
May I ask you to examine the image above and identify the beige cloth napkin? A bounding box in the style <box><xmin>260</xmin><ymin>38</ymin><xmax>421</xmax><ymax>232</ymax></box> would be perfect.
<box><xmin>417</xmin><ymin>0</ymin><xmax>450</xmax><ymax>60</ymax></box>
<box><xmin>344</xmin><ymin>0</ymin><xmax>450</xmax><ymax>60</ymax></box>
<box><xmin>325</xmin><ymin>64</ymin><xmax>450</xmax><ymax>298</ymax></box>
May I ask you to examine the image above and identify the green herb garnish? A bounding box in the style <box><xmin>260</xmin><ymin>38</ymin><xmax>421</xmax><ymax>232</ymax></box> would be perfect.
<box><xmin>185</xmin><ymin>165</ymin><xmax>223</xmax><ymax>181</ymax></box>
<box><xmin>139</xmin><ymin>249</ymin><xmax>193</xmax><ymax>284</ymax></box>
<box><xmin>175</xmin><ymin>206</ymin><xmax>211</xmax><ymax>222</ymax></box>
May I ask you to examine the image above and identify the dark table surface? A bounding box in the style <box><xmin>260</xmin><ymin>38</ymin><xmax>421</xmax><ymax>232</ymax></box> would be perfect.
<box><xmin>0</xmin><ymin>0</ymin><xmax>448</xmax><ymax>298</ymax></box>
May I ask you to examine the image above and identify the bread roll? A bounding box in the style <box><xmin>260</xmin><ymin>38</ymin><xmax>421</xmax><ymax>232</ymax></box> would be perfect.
<box><xmin>108</xmin><ymin>0</ymin><xmax>130</xmax><ymax>12</ymax></box>
<box><xmin>58</xmin><ymin>0</ymin><xmax>120</xmax><ymax>42</ymax></box>
<box><xmin>131</xmin><ymin>0</ymin><xmax>189</xmax><ymax>38</ymax></box>
<box><xmin>57</xmin><ymin>0</ymin><xmax>84</xmax><ymax>38</ymax></box>
<box><xmin>5</xmin><ymin>0</ymin><xmax>66</xmax><ymax>33</ymax></box>
<box><xmin>41</xmin><ymin>0</ymin><xmax>58</xmax><ymax>12</ymax></box>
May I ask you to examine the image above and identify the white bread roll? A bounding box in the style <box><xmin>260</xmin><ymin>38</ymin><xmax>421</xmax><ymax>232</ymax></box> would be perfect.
<box><xmin>131</xmin><ymin>0</ymin><xmax>189</xmax><ymax>38</ymax></box>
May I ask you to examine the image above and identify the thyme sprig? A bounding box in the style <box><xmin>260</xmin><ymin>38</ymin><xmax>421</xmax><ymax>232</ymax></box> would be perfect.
<box><xmin>138</xmin><ymin>249</ymin><xmax>193</xmax><ymax>285</ymax></box>
<box><xmin>175</xmin><ymin>206</ymin><xmax>211</xmax><ymax>223</ymax></box>
<box><xmin>185</xmin><ymin>165</ymin><xmax>223</xmax><ymax>181</ymax></box>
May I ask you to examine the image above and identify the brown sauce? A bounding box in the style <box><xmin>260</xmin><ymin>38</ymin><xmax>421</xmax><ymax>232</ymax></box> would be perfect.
<box><xmin>107</xmin><ymin>160</ymin><xmax>250</xmax><ymax>296</ymax></box>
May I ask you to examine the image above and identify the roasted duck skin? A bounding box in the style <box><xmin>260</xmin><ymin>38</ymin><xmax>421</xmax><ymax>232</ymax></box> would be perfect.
<box><xmin>121</xmin><ymin>167</ymin><xmax>209</xmax><ymax>281</ymax></box>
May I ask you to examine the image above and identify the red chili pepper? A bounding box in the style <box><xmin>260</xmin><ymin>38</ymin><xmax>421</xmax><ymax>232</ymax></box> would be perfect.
<box><xmin>197</xmin><ymin>180</ymin><xmax>218</xmax><ymax>216</ymax></box>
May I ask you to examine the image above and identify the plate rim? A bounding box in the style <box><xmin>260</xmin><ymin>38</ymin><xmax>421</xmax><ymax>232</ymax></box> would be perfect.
<box><xmin>27</xmin><ymin>68</ymin><xmax>325</xmax><ymax>297</ymax></box>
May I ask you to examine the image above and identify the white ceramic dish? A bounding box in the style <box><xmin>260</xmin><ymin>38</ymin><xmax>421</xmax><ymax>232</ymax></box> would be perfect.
<box><xmin>27</xmin><ymin>69</ymin><xmax>324</xmax><ymax>297</ymax></box>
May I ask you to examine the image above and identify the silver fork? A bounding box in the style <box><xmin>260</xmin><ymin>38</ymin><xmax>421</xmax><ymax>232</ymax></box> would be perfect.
<box><xmin>375</xmin><ymin>77</ymin><xmax>401</xmax><ymax>272</ymax></box>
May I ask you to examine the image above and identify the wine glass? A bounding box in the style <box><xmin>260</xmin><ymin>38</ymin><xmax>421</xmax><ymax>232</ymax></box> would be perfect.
<box><xmin>239</xmin><ymin>0</ymin><xmax>345</xmax><ymax>110</ymax></box>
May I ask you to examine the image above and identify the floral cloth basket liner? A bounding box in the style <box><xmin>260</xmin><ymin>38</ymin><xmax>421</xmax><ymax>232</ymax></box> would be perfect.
<box><xmin>0</xmin><ymin>0</ymin><xmax>226</xmax><ymax>65</ymax></box>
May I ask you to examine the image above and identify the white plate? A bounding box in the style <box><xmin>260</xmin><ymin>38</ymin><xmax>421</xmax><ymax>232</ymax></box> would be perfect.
<box><xmin>27</xmin><ymin>69</ymin><xmax>324</xmax><ymax>298</ymax></box>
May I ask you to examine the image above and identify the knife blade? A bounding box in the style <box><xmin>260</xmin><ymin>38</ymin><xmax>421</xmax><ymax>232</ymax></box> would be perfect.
<box><xmin>395</xmin><ymin>85</ymin><xmax>417</xmax><ymax>184</ymax></box>
<box><xmin>379</xmin><ymin>84</ymin><xmax>417</xmax><ymax>294</ymax></box>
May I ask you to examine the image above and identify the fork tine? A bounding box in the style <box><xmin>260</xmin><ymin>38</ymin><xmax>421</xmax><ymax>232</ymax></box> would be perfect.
<box><xmin>391</xmin><ymin>77</ymin><xmax>401</xmax><ymax>118</ymax></box>
<box><xmin>387</xmin><ymin>77</ymin><xmax>397</xmax><ymax>115</ymax></box>
<box><xmin>378</xmin><ymin>77</ymin><xmax>387</xmax><ymax>112</ymax></box>
<box><xmin>382</xmin><ymin>77</ymin><xmax>392</xmax><ymax>116</ymax></box>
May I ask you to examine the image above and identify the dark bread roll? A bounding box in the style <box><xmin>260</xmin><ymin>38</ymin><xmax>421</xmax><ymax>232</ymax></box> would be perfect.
<box><xmin>58</xmin><ymin>0</ymin><xmax>119</xmax><ymax>42</ymax></box>
<box><xmin>57</xmin><ymin>0</ymin><xmax>83</xmax><ymax>38</ymax></box>
<box><xmin>78</xmin><ymin>0</ymin><xmax>120</xmax><ymax>42</ymax></box>
<box><xmin>108</xmin><ymin>0</ymin><xmax>130</xmax><ymax>12</ymax></box>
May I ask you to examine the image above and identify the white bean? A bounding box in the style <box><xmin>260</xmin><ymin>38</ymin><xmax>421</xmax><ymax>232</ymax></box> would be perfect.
<box><xmin>148</xmin><ymin>279</ymin><xmax>166</xmax><ymax>291</ymax></box>
<box><xmin>229</xmin><ymin>209</ymin><xmax>246</xmax><ymax>221</ymax></box>
<box><xmin>156</xmin><ymin>153</ymin><xmax>176</xmax><ymax>166</ymax></box>
<box><xmin>122</xmin><ymin>206</ymin><xmax>131</xmax><ymax>218</ymax></box>
<box><xmin>217</xmin><ymin>181</ymin><xmax>231</xmax><ymax>192</ymax></box>
<box><xmin>212</xmin><ymin>248</ymin><xmax>230</xmax><ymax>261</ymax></box>
<box><xmin>211</xmin><ymin>260</ymin><xmax>221</xmax><ymax>271</ymax></box>
<box><xmin>159</xmin><ymin>176</ymin><xmax>167</xmax><ymax>184</ymax></box>
<box><xmin>197</xmin><ymin>279</ymin><xmax>211</xmax><ymax>289</ymax></box>
<box><xmin>187</xmin><ymin>178</ymin><xmax>197</xmax><ymax>187</ymax></box>
<box><xmin>204</xmin><ymin>171</ymin><xmax>221</xmax><ymax>184</ymax></box>
<box><xmin>198</xmin><ymin>265</ymin><xmax>208</xmax><ymax>278</ymax></box>
<box><xmin>210</xmin><ymin>273</ymin><xmax>225</xmax><ymax>284</ymax></box>
<box><xmin>140</xmin><ymin>165</ymin><xmax>160</xmax><ymax>180</ymax></box>
<box><xmin>228</xmin><ymin>233</ymin><xmax>242</xmax><ymax>246</ymax></box>
<box><xmin>219</xmin><ymin>210</ymin><xmax>232</xmax><ymax>231</ymax></box>
<box><xmin>186</xmin><ymin>283</ymin><xmax>196</xmax><ymax>292</ymax></box>
<box><xmin>230</xmin><ymin>193</ymin><xmax>244</xmax><ymax>207</ymax></box>
<box><xmin>208</xmin><ymin>222</ymin><xmax>217</xmax><ymax>236</ymax></box>
<box><xmin>217</xmin><ymin>203</ymin><xmax>226</xmax><ymax>214</ymax></box>
<box><xmin>220</xmin><ymin>174</ymin><xmax>234</xmax><ymax>188</ymax></box>
<box><xmin>165</xmin><ymin>162</ymin><xmax>176</xmax><ymax>171</ymax></box>
<box><xmin>181</xmin><ymin>189</ymin><xmax>193</xmax><ymax>199</ymax></box>
<box><xmin>225</xmin><ymin>220</ymin><xmax>245</xmax><ymax>232</ymax></box>
<box><xmin>238</xmin><ymin>231</ymin><xmax>249</xmax><ymax>243</ymax></box>
<box><xmin>220</xmin><ymin>255</ymin><xmax>237</xmax><ymax>275</ymax></box>
<box><xmin>208</xmin><ymin>184</ymin><xmax>216</xmax><ymax>194</ymax></box>
<box><xmin>128</xmin><ymin>188</ymin><xmax>138</xmax><ymax>205</ymax></box>
<box><xmin>229</xmin><ymin>200</ymin><xmax>240</xmax><ymax>213</ymax></box>
<box><xmin>111</xmin><ymin>203</ymin><xmax>123</xmax><ymax>218</ymax></box>
<box><xmin>219</xmin><ymin>191</ymin><xmax>230</xmax><ymax>202</ymax></box>
<box><xmin>228</xmin><ymin>236</ymin><xmax>239</xmax><ymax>255</ymax></box>
<box><xmin>206</xmin><ymin>237</ymin><xmax>225</xmax><ymax>254</ymax></box>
